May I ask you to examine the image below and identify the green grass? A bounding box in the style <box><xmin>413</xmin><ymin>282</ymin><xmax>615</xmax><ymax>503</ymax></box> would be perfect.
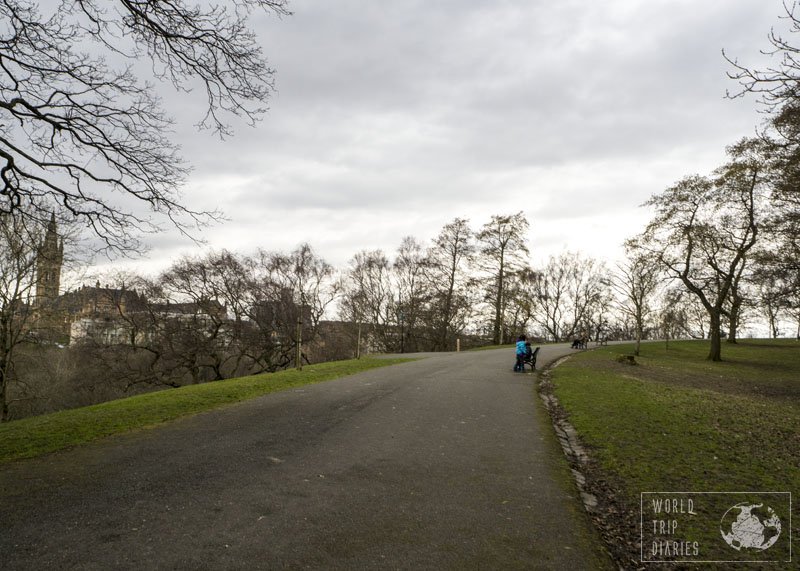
<box><xmin>0</xmin><ymin>357</ymin><xmax>412</xmax><ymax>465</ymax></box>
<box><xmin>550</xmin><ymin>340</ymin><xmax>799</xmax><ymax>564</ymax></box>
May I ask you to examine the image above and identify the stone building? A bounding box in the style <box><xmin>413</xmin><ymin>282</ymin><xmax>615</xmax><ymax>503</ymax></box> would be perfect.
<box><xmin>30</xmin><ymin>218</ymin><xmax>227</xmax><ymax>346</ymax></box>
<box><xmin>30</xmin><ymin>215</ymin><xmax>67</xmax><ymax>341</ymax></box>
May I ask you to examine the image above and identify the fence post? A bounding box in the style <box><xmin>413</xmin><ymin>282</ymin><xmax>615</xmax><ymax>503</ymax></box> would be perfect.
<box><xmin>296</xmin><ymin>316</ymin><xmax>303</xmax><ymax>370</ymax></box>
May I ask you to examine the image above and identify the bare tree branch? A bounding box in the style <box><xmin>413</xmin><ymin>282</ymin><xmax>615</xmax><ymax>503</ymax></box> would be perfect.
<box><xmin>0</xmin><ymin>0</ymin><xmax>288</xmax><ymax>252</ymax></box>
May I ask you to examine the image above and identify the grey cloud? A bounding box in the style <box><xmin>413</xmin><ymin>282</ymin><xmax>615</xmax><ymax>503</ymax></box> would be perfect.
<box><xmin>82</xmin><ymin>0</ymin><xmax>785</xmax><ymax>270</ymax></box>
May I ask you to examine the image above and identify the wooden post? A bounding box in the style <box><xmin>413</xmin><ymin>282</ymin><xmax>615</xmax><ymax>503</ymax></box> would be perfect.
<box><xmin>356</xmin><ymin>321</ymin><xmax>362</xmax><ymax>360</ymax></box>
<box><xmin>456</xmin><ymin>338</ymin><xmax>460</xmax><ymax>352</ymax></box>
<box><xmin>295</xmin><ymin>315</ymin><xmax>303</xmax><ymax>370</ymax></box>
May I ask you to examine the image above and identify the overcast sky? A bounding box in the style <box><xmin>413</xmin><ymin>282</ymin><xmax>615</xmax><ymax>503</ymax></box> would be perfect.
<box><xmin>92</xmin><ymin>0</ymin><xmax>785</xmax><ymax>276</ymax></box>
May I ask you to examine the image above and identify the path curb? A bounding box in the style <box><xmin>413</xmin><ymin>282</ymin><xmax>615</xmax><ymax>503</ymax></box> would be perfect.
<box><xmin>537</xmin><ymin>355</ymin><xmax>599</xmax><ymax>512</ymax></box>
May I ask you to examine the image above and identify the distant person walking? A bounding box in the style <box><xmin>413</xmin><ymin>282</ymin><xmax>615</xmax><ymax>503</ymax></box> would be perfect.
<box><xmin>514</xmin><ymin>335</ymin><xmax>527</xmax><ymax>372</ymax></box>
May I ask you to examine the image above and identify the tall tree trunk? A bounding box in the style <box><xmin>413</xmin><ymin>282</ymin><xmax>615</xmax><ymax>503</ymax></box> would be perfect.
<box><xmin>438</xmin><ymin>300</ymin><xmax>451</xmax><ymax>351</ymax></box>
<box><xmin>439</xmin><ymin>267</ymin><xmax>456</xmax><ymax>351</ymax></box>
<box><xmin>634</xmin><ymin>322</ymin><xmax>642</xmax><ymax>356</ymax></box>
<box><xmin>0</xmin><ymin>356</ymin><xmax>9</xmax><ymax>423</ymax></box>
<box><xmin>708</xmin><ymin>311</ymin><xmax>722</xmax><ymax>361</ymax></box>
<box><xmin>493</xmin><ymin>259</ymin><xmax>505</xmax><ymax>346</ymax></box>
<box><xmin>0</xmin><ymin>325</ymin><xmax>9</xmax><ymax>422</ymax></box>
<box><xmin>727</xmin><ymin>297</ymin><xmax>741</xmax><ymax>343</ymax></box>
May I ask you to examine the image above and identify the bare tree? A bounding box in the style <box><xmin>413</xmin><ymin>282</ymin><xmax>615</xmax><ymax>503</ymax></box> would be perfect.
<box><xmin>341</xmin><ymin>250</ymin><xmax>395</xmax><ymax>353</ymax></box>
<box><xmin>750</xmin><ymin>200</ymin><xmax>800</xmax><ymax>338</ymax></box>
<box><xmin>393</xmin><ymin>236</ymin><xmax>428</xmax><ymax>353</ymax></box>
<box><xmin>724</xmin><ymin>260</ymin><xmax>750</xmax><ymax>343</ymax></box>
<box><xmin>0</xmin><ymin>213</ymin><xmax>39</xmax><ymax>420</ymax></box>
<box><xmin>532</xmin><ymin>255</ymin><xmax>571</xmax><ymax>342</ymax></box>
<box><xmin>250</xmin><ymin>244</ymin><xmax>338</xmax><ymax>369</ymax></box>
<box><xmin>757</xmin><ymin>277</ymin><xmax>787</xmax><ymax>338</ymax></box>
<box><xmin>531</xmin><ymin>252</ymin><xmax>606</xmax><ymax>343</ymax></box>
<box><xmin>611</xmin><ymin>248</ymin><xmax>661</xmax><ymax>355</ymax></box>
<box><xmin>725</xmin><ymin>1</ymin><xmax>800</xmax><ymax>116</ymax></box>
<box><xmin>725</xmin><ymin>2</ymin><xmax>800</xmax><ymax>290</ymax></box>
<box><xmin>93</xmin><ymin>274</ymin><xmax>184</xmax><ymax>389</ymax></box>
<box><xmin>657</xmin><ymin>287</ymin><xmax>692</xmax><ymax>349</ymax></box>
<box><xmin>158</xmin><ymin>252</ymin><xmax>243</xmax><ymax>383</ymax></box>
<box><xmin>564</xmin><ymin>254</ymin><xmax>608</xmax><ymax>341</ymax></box>
<box><xmin>424</xmin><ymin>218</ymin><xmax>475</xmax><ymax>351</ymax></box>
<box><xmin>636</xmin><ymin>139</ymin><xmax>768</xmax><ymax>360</ymax></box>
<box><xmin>476</xmin><ymin>212</ymin><xmax>530</xmax><ymax>345</ymax></box>
<box><xmin>500</xmin><ymin>268</ymin><xmax>539</xmax><ymax>341</ymax></box>
<box><xmin>0</xmin><ymin>0</ymin><xmax>289</xmax><ymax>250</ymax></box>
<box><xmin>638</xmin><ymin>175</ymin><xmax>730</xmax><ymax>360</ymax></box>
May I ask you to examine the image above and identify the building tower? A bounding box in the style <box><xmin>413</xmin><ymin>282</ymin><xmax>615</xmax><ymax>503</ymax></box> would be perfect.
<box><xmin>35</xmin><ymin>214</ymin><xmax>64</xmax><ymax>307</ymax></box>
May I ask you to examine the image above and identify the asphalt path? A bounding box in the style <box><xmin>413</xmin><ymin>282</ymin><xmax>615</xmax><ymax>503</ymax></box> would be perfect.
<box><xmin>0</xmin><ymin>344</ymin><xmax>612</xmax><ymax>570</ymax></box>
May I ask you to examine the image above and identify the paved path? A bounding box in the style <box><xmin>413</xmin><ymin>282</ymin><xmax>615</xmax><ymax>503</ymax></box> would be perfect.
<box><xmin>0</xmin><ymin>345</ymin><xmax>612</xmax><ymax>570</ymax></box>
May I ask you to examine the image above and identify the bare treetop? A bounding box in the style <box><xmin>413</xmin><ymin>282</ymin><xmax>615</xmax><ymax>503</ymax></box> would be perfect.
<box><xmin>725</xmin><ymin>1</ymin><xmax>800</xmax><ymax>111</ymax></box>
<box><xmin>71</xmin><ymin>0</ymin><xmax>290</xmax><ymax>133</ymax></box>
<box><xmin>0</xmin><ymin>0</ymin><xmax>289</xmax><ymax>251</ymax></box>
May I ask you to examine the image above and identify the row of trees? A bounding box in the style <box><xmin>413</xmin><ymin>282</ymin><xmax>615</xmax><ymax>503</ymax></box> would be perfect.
<box><xmin>0</xmin><ymin>212</ymin><xmax>537</xmax><ymax>419</ymax></box>
<box><xmin>640</xmin><ymin>136</ymin><xmax>799</xmax><ymax>359</ymax></box>
<box><xmin>622</xmin><ymin>1</ymin><xmax>800</xmax><ymax>361</ymax></box>
<box><xmin>105</xmin><ymin>245</ymin><xmax>339</xmax><ymax>385</ymax></box>
<box><xmin>0</xmin><ymin>0</ymin><xmax>291</xmax><ymax>420</ymax></box>
<box><xmin>340</xmin><ymin>214</ymin><xmax>531</xmax><ymax>353</ymax></box>
<box><xmin>342</xmin><ymin>216</ymin><xmax>800</xmax><ymax>364</ymax></box>
<box><xmin>2</xmin><ymin>0</ymin><xmax>800</xmax><ymax>420</ymax></box>
<box><xmin>0</xmin><ymin>208</ymin><xmax>670</xmax><ymax>419</ymax></box>
<box><xmin>1</xmin><ymin>201</ymin><xmax>797</xmax><ymax>419</ymax></box>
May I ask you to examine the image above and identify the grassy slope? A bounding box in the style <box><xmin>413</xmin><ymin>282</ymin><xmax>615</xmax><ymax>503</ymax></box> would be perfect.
<box><xmin>550</xmin><ymin>340</ymin><xmax>799</xmax><ymax>564</ymax></box>
<box><xmin>0</xmin><ymin>357</ymin><xmax>411</xmax><ymax>465</ymax></box>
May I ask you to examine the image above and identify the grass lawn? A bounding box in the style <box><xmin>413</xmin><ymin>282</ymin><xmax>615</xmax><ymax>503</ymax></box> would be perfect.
<box><xmin>0</xmin><ymin>357</ymin><xmax>412</xmax><ymax>465</ymax></box>
<box><xmin>549</xmin><ymin>340</ymin><xmax>799</xmax><ymax>567</ymax></box>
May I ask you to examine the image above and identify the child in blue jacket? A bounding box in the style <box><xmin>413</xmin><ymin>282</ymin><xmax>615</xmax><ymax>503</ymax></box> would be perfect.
<box><xmin>514</xmin><ymin>335</ymin><xmax>527</xmax><ymax>372</ymax></box>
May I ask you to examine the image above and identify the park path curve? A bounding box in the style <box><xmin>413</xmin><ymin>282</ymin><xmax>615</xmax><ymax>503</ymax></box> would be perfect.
<box><xmin>0</xmin><ymin>344</ymin><xmax>612</xmax><ymax>570</ymax></box>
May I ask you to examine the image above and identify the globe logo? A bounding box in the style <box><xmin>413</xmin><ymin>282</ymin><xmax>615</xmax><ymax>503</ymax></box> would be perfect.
<box><xmin>720</xmin><ymin>503</ymin><xmax>782</xmax><ymax>551</ymax></box>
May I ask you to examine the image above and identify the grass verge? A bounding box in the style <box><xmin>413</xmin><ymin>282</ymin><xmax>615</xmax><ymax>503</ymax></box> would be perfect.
<box><xmin>549</xmin><ymin>340</ymin><xmax>799</xmax><ymax>567</ymax></box>
<box><xmin>0</xmin><ymin>357</ymin><xmax>412</xmax><ymax>465</ymax></box>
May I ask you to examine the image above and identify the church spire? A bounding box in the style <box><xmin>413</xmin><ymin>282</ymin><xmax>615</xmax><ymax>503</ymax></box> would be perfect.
<box><xmin>35</xmin><ymin>214</ymin><xmax>63</xmax><ymax>305</ymax></box>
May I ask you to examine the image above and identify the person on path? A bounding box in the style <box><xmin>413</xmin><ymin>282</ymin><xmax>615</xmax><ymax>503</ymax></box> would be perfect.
<box><xmin>514</xmin><ymin>335</ymin><xmax>527</xmax><ymax>372</ymax></box>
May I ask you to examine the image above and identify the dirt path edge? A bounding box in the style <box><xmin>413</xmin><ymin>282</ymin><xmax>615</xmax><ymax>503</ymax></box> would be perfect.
<box><xmin>537</xmin><ymin>355</ymin><xmax>646</xmax><ymax>571</ymax></box>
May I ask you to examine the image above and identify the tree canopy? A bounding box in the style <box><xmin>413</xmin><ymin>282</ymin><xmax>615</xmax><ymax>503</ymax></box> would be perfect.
<box><xmin>0</xmin><ymin>0</ymin><xmax>289</xmax><ymax>250</ymax></box>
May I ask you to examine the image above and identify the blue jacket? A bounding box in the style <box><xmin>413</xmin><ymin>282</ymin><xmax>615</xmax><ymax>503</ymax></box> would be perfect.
<box><xmin>516</xmin><ymin>340</ymin><xmax>526</xmax><ymax>356</ymax></box>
